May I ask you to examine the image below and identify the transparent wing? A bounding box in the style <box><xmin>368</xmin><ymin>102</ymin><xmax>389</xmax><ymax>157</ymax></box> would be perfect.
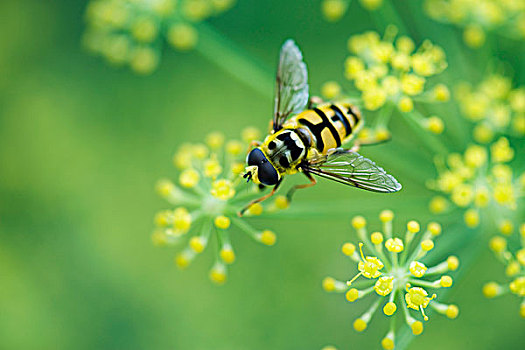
<box><xmin>303</xmin><ymin>149</ymin><xmax>402</xmax><ymax>193</ymax></box>
<box><xmin>273</xmin><ymin>39</ymin><xmax>309</xmax><ymax>132</ymax></box>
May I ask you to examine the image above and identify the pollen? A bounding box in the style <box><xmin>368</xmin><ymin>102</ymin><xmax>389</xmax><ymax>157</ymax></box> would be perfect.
<box><xmin>374</xmin><ymin>276</ymin><xmax>394</xmax><ymax>296</ymax></box>
<box><xmin>409</xmin><ymin>261</ymin><xmax>427</xmax><ymax>277</ymax></box>
<box><xmin>346</xmin><ymin>288</ymin><xmax>359</xmax><ymax>302</ymax></box>
<box><xmin>385</xmin><ymin>238</ymin><xmax>404</xmax><ymax>253</ymax></box>
<box><xmin>259</xmin><ymin>230</ymin><xmax>276</xmax><ymax>246</ymax></box>
<box><xmin>214</xmin><ymin>215</ymin><xmax>231</xmax><ymax>229</ymax></box>
<box><xmin>211</xmin><ymin>179</ymin><xmax>235</xmax><ymax>200</ymax></box>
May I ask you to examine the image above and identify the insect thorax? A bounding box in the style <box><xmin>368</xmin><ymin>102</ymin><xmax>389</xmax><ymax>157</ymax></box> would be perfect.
<box><xmin>262</xmin><ymin>129</ymin><xmax>307</xmax><ymax>174</ymax></box>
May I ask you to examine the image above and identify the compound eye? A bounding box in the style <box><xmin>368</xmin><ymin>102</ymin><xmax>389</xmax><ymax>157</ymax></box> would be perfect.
<box><xmin>258</xmin><ymin>162</ymin><xmax>279</xmax><ymax>186</ymax></box>
<box><xmin>246</xmin><ymin>148</ymin><xmax>279</xmax><ymax>186</ymax></box>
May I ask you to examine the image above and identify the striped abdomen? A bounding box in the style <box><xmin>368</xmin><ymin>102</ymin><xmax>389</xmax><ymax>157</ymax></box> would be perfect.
<box><xmin>291</xmin><ymin>103</ymin><xmax>362</xmax><ymax>154</ymax></box>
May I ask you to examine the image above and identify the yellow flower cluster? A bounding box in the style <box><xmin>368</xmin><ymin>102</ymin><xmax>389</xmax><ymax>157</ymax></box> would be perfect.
<box><xmin>321</xmin><ymin>0</ymin><xmax>383</xmax><ymax>21</ymax></box>
<box><xmin>483</xmin><ymin>223</ymin><xmax>525</xmax><ymax>317</ymax></box>
<box><xmin>455</xmin><ymin>75</ymin><xmax>525</xmax><ymax>142</ymax></box>
<box><xmin>82</xmin><ymin>0</ymin><xmax>236</xmax><ymax>74</ymax></box>
<box><xmin>153</xmin><ymin>128</ymin><xmax>288</xmax><ymax>284</ymax></box>
<box><xmin>424</xmin><ymin>0</ymin><xmax>525</xmax><ymax>48</ymax></box>
<box><xmin>321</xmin><ymin>27</ymin><xmax>449</xmax><ymax>138</ymax></box>
<box><xmin>323</xmin><ymin>211</ymin><xmax>459</xmax><ymax>349</ymax></box>
<box><xmin>429</xmin><ymin>138</ymin><xmax>524</xmax><ymax>228</ymax></box>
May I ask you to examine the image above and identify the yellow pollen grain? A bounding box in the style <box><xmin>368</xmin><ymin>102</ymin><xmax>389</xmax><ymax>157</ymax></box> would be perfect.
<box><xmin>342</xmin><ymin>242</ymin><xmax>356</xmax><ymax>256</ymax></box>
<box><xmin>214</xmin><ymin>215</ymin><xmax>231</xmax><ymax>229</ymax></box>
<box><xmin>489</xmin><ymin>236</ymin><xmax>506</xmax><ymax>253</ymax></box>
<box><xmin>498</xmin><ymin>220</ymin><xmax>513</xmax><ymax>235</ymax></box>
<box><xmin>428</xmin><ymin>222</ymin><xmax>441</xmax><ymax>236</ymax></box>
<box><xmin>371</xmin><ymin>232</ymin><xmax>384</xmax><ymax>245</ymax></box>
<box><xmin>407</xmin><ymin>220</ymin><xmax>420</xmax><ymax>233</ymax></box>
<box><xmin>441</xmin><ymin>275</ymin><xmax>453</xmax><ymax>287</ymax></box>
<box><xmin>274</xmin><ymin>195</ymin><xmax>290</xmax><ymax>209</ymax></box>
<box><xmin>179</xmin><ymin>168</ymin><xmax>200</xmax><ymax>188</ymax></box>
<box><xmin>383</xmin><ymin>302</ymin><xmax>397</xmax><ymax>316</ymax></box>
<box><xmin>411</xmin><ymin>321</ymin><xmax>423</xmax><ymax>335</ymax></box>
<box><xmin>398</xmin><ymin>96</ymin><xmax>414</xmax><ymax>112</ymax></box>
<box><xmin>379</xmin><ymin>209</ymin><xmax>394</xmax><ymax>222</ymax></box>
<box><xmin>353</xmin><ymin>318</ymin><xmax>367</xmax><ymax>332</ymax></box>
<box><xmin>482</xmin><ymin>282</ymin><xmax>499</xmax><ymax>298</ymax></box>
<box><xmin>247</xmin><ymin>203</ymin><xmax>263</xmax><ymax>216</ymax></box>
<box><xmin>464</xmin><ymin>209</ymin><xmax>479</xmax><ymax>228</ymax></box>
<box><xmin>447</xmin><ymin>256</ymin><xmax>459</xmax><ymax>271</ymax></box>
<box><xmin>209</xmin><ymin>268</ymin><xmax>226</xmax><ymax>284</ymax></box>
<box><xmin>446</xmin><ymin>304</ymin><xmax>459</xmax><ymax>319</ymax></box>
<box><xmin>381</xmin><ymin>337</ymin><xmax>394</xmax><ymax>350</ymax></box>
<box><xmin>260</xmin><ymin>230</ymin><xmax>276</xmax><ymax>246</ymax></box>
<box><xmin>346</xmin><ymin>288</ymin><xmax>359</xmax><ymax>302</ymax></box>
<box><xmin>433</xmin><ymin>84</ymin><xmax>450</xmax><ymax>101</ymax></box>
<box><xmin>220</xmin><ymin>247</ymin><xmax>235</xmax><ymax>264</ymax></box>
<box><xmin>175</xmin><ymin>254</ymin><xmax>190</xmax><ymax>269</ymax></box>
<box><xmin>322</xmin><ymin>277</ymin><xmax>336</xmax><ymax>292</ymax></box>
<box><xmin>189</xmin><ymin>236</ymin><xmax>205</xmax><ymax>253</ymax></box>
<box><xmin>352</xmin><ymin>216</ymin><xmax>366</xmax><ymax>229</ymax></box>
<box><xmin>421</xmin><ymin>239</ymin><xmax>434</xmax><ymax>251</ymax></box>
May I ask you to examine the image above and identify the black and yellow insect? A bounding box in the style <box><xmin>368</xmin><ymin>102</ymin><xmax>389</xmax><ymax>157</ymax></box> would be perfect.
<box><xmin>241</xmin><ymin>40</ymin><xmax>401</xmax><ymax>215</ymax></box>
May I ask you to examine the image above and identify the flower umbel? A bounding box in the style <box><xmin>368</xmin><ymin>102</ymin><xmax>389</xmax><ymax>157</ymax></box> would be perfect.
<box><xmin>82</xmin><ymin>0</ymin><xmax>236</xmax><ymax>74</ymax></box>
<box><xmin>153</xmin><ymin>128</ymin><xmax>288</xmax><ymax>284</ymax></box>
<box><xmin>323</xmin><ymin>211</ymin><xmax>459</xmax><ymax>349</ymax></box>
<box><xmin>428</xmin><ymin>139</ymin><xmax>523</xmax><ymax>228</ymax></box>
<box><xmin>483</xmin><ymin>223</ymin><xmax>525</xmax><ymax>317</ymax></box>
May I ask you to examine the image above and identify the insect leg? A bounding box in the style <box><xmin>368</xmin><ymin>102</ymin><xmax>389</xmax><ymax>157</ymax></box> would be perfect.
<box><xmin>238</xmin><ymin>179</ymin><xmax>282</xmax><ymax>216</ymax></box>
<box><xmin>286</xmin><ymin>171</ymin><xmax>317</xmax><ymax>202</ymax></box>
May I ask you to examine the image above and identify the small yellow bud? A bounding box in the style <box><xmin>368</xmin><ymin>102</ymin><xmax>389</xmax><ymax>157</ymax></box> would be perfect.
<box><xmin>379</xmin><ymin>209</ymin><xmax>394</xmax><ymax>222</ymax></box>
<box><xmin>274</xmin><ymin>195</ymin><xmax>290</xmax><ymax>210</ymax></box>
<box><xmin>371</xmin><ymin>232</ymin><xmax>384</xmax><ymax>245</ymax></box>
<box><xmin>131</xmin><ymin>17</ymin><xmax>158</xmax><ymax>43</ymax></box>
<box><xmin>173</xmin><ymin>207</ymin><xmax>192</xmax><ymax>233</ymax></box>
<box><xmin>211</xmin><ymin>179</ymin><xmax>235</xmax><ymax>200</ymax></box>
<box><xmin>260</xmin><ymin>230</ymin><xmax>276</xmax><ymax>246</ymax></box>
<box><xmin>516</xmin><ymin>249</ymin><xmax>525</xmax><ymax>265</ymax></box>
<box><xmin>322</xmin><ymin>277</ymin><xmax>336</xmax><ymax>292</ymax></box>
<box><xmin>463</xmin><ymin>25</ymin><xmax>485</xmax><ymax>48</ymax></box>
<box><xmin>464</xmin><ymin>209</ymin><xmax>479</xmax><ymax>228</ymax></box>
<box><xmin>214</xmin><ymin>215</ymin><xmax>231</xmax><ymax>229</ymax></box>
<box><xmin>209</xmin><ymin>266</ymin><xmax>227</xmax><ymax>284</ymax></box>
<box><xmin>426</xmin><ymin>116</ymin><xmax>444</xmax><ymax>134</ymax></box>
<box><xmin>489</xmin><ymin>236</ymin><xmax>506</xmax><ymax>253</ymax></box>
<box><xmin>189</xmin><ymin>236</ymin><xmax>206</xmax><ymax>253</ymax></box>
<box><xmin>321</xmin><ymin>81</ymin><xmax>342</xmax><ymax>99</ymax></box>
<box><xmin>241</xmin><ymin>127</ymin><xmax>260</xmax><ymax>143</ymax></box>
<box><xmin>441</xmin><ymin>275</ymin><xmax>453</xmax><ymax>287</ymax></box>
<box><xmin>407</xmin><ymin>220</ymin><xmax>420</xmax><ymax>233</ymax></box>
<box><xmin>346</xmin><ymin>288</ymin><xmax>359</xmax><ymax>302</ymax></box>
<box><xmin>446</xmin><ymin>304</ymin><xmax>459</xmax><ymax>319</ymax></box>
<box><xmin>409</xmin><ymin>261</ymin><xmax>427</xmax><ymax>277</ymax></box>
<box><xmin>167</xmin><ymin>23</ymin><xmax>198</xmax><ymax>51</ymax></box>
<box><xmin>322</xmin><ymin>0</ymin><xmax>347</xmax><ymax>22</ymax></box>
<box><xmin>359</xmin><ymin>0</ymin><xmax>383</xmax><ymax>11</ymax></box>
<box><xmin>447</xmin><ymin>256</ymin><xmax>459</xmax><ymax>271</ymax></box>
<box><xmin>473</xmin><ymin>124</ymin><xmax>494</xmax><ymax>144</ymax></box>
<box><xmin>220</xmin><ymin>247</ymin><xmax>235</xmax><ymax>264</ymax></box>
<box><xmin>342</xmin><ymin>242</ymin><xmax>356</xmax><ymax>256</ymax></box>
<box><xmin>362</xmin><ymin>87</ymin><xmax>387</xmax><ymax>110</ymax></box>
<box><xmin>428</xmin><ymin>222</ymin><xmax>441</xmax><ymax>236</ymax></box>
<box><xmin>381</xmin><ymin>337</ymin><xmax>395</xmax><ymax>350</ymax></box>
<box><xmin>482</xmin><ymin>282</ymin><xmax>499</xmax><ymax>298</ymax></box>
<box><xmin>383</xmin><ymin>302</ymin><xmax>397</xmax><ymax>316</ymax></box>
<box><xmin>175</xmin><ymin>254</ymin><xmax>190</xmax><ymax>269</ymax></box>
<box><xmin>130</xmin><ymin>47</ymin><xmax>158</xmax><ymax>75</ymax></box>
<box><xmin>352</xmin><ymin>216</ymin><xmax>366</xmax><ymax>229</ymax></box>
<box><xmin>401</xmin><ymin>74</ymin><xmax>425</xmax><ymax>96</ymax></box>
<box><xmin>498</xmin><ymin>220</ymin><xmax>513</xmax><ymax>235</ymax></box>
<box><xmin>226</xmin><ymin>140</ymin><xmax>243</xmax><ymax>155</ymax></box>
<box><xmin>353</xmin><ymin>318</ymin><xmax>367</xmax><ymax>332</ymax></box>
<box><xmin>429</xmin><ymin>196</ymin><xmax>448</xmax><ymax>214</ymax></box>
<box><xmin>247</xmin><ymin>203</ymin><xmax>263</xmax><ymax>216</ymax></box>
<box><xmin>421</xmin><ymin>239</ymin><xmax>434</xmax><ymax>252</ymax></box>
<box><xmin>179</xmin><ymin>168</ymin><xmax>200</xmax><ymax>188</ymax></box>
<box><xmin>206</xmin><ymin>132</ymin><xmax>225</xmax><ymax>149</ymax></box>
<box><xmin>411</xmin><ymin>321</ymin><xmax>423</xmax><ymax>335</ymax></box>
<box><xmin>506</xmin><ymin>261</ymin><xmax>520</xmax><ymax>277</ymax></box>
<box><xmin>396</xmin><ymin>36</ymin><xmax>415</xmax><ymax>53</ymax></box>
<box><xmin>204</xmin><ymin>158</ymin><xmax>222</xmax><ymax>178</ymax></box>
<box><xmin>433</xmin><ymin>84</ymin><xmax>450</xmax><ymax>101</ymax></box>
<box><xmin>151</xmin><ymin>230</ymin><xmax>167</xmax><ymax>246</ymax></box>
<box><xmin>398</xmin><ymin>96</ymin><xmax>414</xmax><ymax>112</ymax></box>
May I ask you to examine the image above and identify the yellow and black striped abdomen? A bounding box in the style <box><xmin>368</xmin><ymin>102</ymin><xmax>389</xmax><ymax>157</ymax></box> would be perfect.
<box><xmin>290</xmin><ymin>103</ymin><xmax>362</xmax><ymax>154</ymax></box>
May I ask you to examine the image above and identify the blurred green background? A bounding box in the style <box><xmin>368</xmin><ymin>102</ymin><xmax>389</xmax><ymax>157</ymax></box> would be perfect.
<box><xmin>0</xmin><ymin>0</ymin><xmax>523</xmax><ymax>349</ymax></box>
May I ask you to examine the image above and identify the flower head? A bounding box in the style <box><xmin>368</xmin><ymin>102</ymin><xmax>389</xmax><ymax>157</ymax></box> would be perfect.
<box><xmin>455</xmin><ymin>75</ymin><xmax>525</xmax><ymax>142</ymax></box>
<box><xmin>483</xmin><ymin>222</ymin><xmax>525</xmax><ymax>317</ymax></box>
<box><xmin>424</xmin><ymin>0</ymin><xmax>525</xmax><ymax>48</ymax></box>
<box><xmin>83</xmin><ymin>0</ymin><xmax>236</xmax><ymax>74</ymax></box>
<box><xmin>320</xmin><ymin>26</ymin><xmax>449</xmax><ymax>139</ymax></box>
<box><xmin>153</xmin><ymin>128</ymin><xmax>288</xmax><ymax>284</ymax></box>
<box><xmin>429</xmin><ymin>139</ymin><xmax>523</xmax><ymax>228</ymax></box>
<box><xmin>323</xmin><ymin>211</ymin><xmax>459</xmax><ymax>348</ymax></box>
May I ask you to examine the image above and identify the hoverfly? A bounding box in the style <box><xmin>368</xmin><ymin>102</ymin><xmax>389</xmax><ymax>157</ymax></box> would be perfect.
<box><xmin>240</xmin><ymin>40</ymin><xmax>401</xmax><ymax>215</ymax></box>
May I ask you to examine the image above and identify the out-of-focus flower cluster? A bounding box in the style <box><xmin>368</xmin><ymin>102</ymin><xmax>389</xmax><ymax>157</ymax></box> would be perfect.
<box><xmin>323</xmin><ymin>211</ymin><xmax>459</xmax><ymax>349</ymax></box>
<box><xmin>424</xmin><ymin>0</ymin><xmax>525</xmax><ymax>48</ymax></box>
<box><xmin>483</xmin><ymin>223</ymin><xmax>525</xmax><ymax>317</ymax></box>
<box><xmin>455</xmin><ymin>74</ymin><xmax>525</xmax><ymax>143</ymax></box>
<box><xmin>82</xmin><ymin>0</ymin><xmax>236</xmax><ymax>74</ymax></box>
<box><xmin>321</xmin><ymin>0</ymin><xmax>384</xmax><ymax>22</ymax></box>
<box><xmin>429</xmin><ymin>138</ymin><xmax>524</xmax><ymax>228</ymax></box>
<box><xmin>153</xmin><ymin>128</ymin><xmax>289</xmax><ymax>284</ymax></box>
<box><xmin>320</xmin><ymin>26</ymin><xmax>449</xmax><ymax>140</ymax></box>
